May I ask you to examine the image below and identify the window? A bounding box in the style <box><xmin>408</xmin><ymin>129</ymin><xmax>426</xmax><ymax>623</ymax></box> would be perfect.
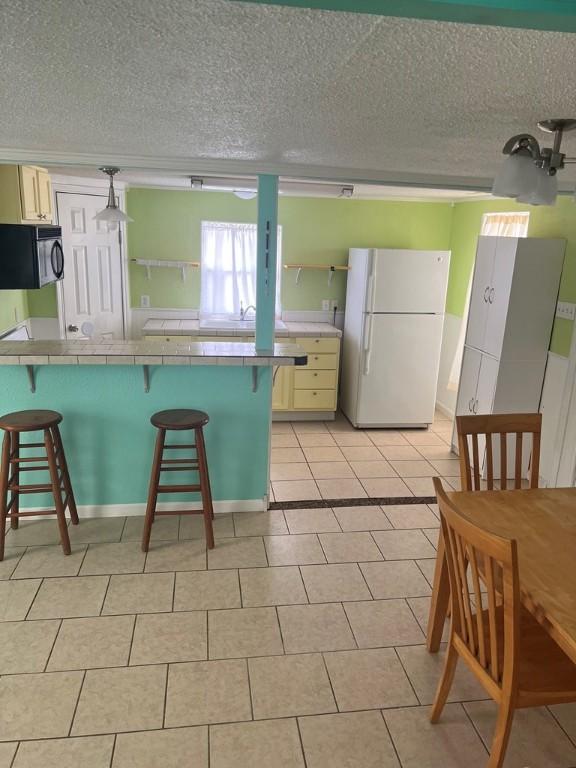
<box><xmin>200</xmin><ymin>221</ymin><xmax>282</xmax><ymax>317</ymax></box>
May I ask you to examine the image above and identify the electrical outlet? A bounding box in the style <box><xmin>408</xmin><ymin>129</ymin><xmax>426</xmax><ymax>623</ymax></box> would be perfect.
<box><xmin>140</xmin><ymin>295</ymin><xmax>150</xmax><ymax>308</ymax></box>
<box><xmin>330</xmin><ymin>300</ymin><xmax>339</xmax><ymax>311</ymax></box>
<box><xmin>556</xmin><ymin>301</ymin><xmax>576</xmax><ymax>321</ymax></box>
<box><xmin>321</xmin><ymin>299</ymin><xmax>330</xmax><ymax>311</ymax></box>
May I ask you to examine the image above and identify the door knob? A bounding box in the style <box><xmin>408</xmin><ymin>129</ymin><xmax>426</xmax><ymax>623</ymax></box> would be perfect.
<box><xmin>68</xmin><ymin>324</ymin><xmax>78</xmax><ymax>332</ymax></box>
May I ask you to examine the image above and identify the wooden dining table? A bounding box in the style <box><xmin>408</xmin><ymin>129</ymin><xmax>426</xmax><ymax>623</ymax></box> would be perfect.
<box><xmin>427</xmin><ymin>487</ymin><xmax>576</xmax><ymax>665</ymax></box>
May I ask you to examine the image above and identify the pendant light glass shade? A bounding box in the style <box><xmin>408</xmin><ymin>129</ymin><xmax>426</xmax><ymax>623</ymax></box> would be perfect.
<box><xmin>93</xmin><ymin>167</ymin><xmax>133</xmax><ymax>230</ymax></box>
<box><xmin>516</xmin><ymin>168</ymin><xmax>558</xmax><ymax>206</ymax></box>
<box><xmin>491</xmin><ymin>153</ymin><xmax>541</xmax><ymax>198</ymax></box>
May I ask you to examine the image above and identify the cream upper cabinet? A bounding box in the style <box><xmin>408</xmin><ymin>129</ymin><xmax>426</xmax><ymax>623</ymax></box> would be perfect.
<box><xmin>0</xmin><ymin>165</ymin><xmax>53</xmax><ymax>224</ymax></box>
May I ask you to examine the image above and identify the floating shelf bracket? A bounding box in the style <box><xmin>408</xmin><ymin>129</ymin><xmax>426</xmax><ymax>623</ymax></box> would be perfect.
<box><xmin>284</xmin><ymin>264</ymin><xmax>349</xmax><ymax>286</ymax></box>
<box><xmin>142</xmin><ymin>365</ymin><xmax>150</xmax><ymax>393</ymax></box>
<box><xmin>131</xmin><ymin>259</ymin><xmax>200</xmax><ymax>283</ymax></box>
<box><xmin>25</xmin><ymin>365</ymin><xmax>35</xmax><ymax>393</ymax></box>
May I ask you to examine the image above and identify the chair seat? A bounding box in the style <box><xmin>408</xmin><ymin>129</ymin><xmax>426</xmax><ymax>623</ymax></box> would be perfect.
<box><xmin>150</xmin><ymin>409</ymin><xmax>209</xmax><ymax>431</ymax></box>
<box><xmin>0</xmin><ymin>410</ymin><xmax>62</xmax><ymax>432</ymax></box>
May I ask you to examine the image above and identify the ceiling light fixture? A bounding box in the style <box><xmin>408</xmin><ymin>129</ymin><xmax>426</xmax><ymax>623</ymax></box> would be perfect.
<box><xmin>492</xmin><ymin>119</ymin><xmax>576</xmax><ymax>206</ymax></box>
<box><xmin>93</xmin><ymin>167</ymin><xmax>133</xmax><ymax>230</ymax></box>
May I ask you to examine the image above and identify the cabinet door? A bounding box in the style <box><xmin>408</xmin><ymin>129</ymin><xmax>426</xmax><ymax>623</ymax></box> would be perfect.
<box><xmin>466</xmin><ymin>237</ymin><xmax>496</xmax><ymax>353</ymax></box>
<box><xmin>455</xmin><ymin>346</ymin><xmax>481</xmax><ymax>417</ymax></box>
<box><xmin>272</xmin><ymin>367</ymin><xmax>292</xmax><ymax>410</ymax></box>
<box><xmin>483</xmin><ymin>237</ymin><xmax>516</xmax><ymax>359</ymax></box>
<box><xmin>37</xmin><ymin>169</ymin><xmax>53</xmax><ymax>220</ymax></box>
<box><xmin>19</xmin><ymin>166</ymin><xmax>41</xmax><ymax>221</ymax></box>
<box><xmin>475</xmin><ymin>353</ymin><xmax>499</xmax><ymax>415</ymax></box>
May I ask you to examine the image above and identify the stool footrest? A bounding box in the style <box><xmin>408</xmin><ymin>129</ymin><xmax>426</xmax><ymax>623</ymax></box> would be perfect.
<box><xmin>157</xmin><ymin>484</ymin><xmax>202</xmax><ymax>493</ymax></box>
<box><xmin>161</xmin><ymin>458</ymin><xmax>198</xmax><ymax>465</ymax></box>
<box><xmin>160</xmin><ymin>466</ymin><xmax>199</xmax><ymax>472</ymax></box>
<box><xmin>17</xmin><ymin>442</ymin><xmax>46</xmax><ymax>448</ymax></box>
<box><xmin>164</xmin><ymin>444</ymin><xmax>197</xmax><ymax>450</ymax></box>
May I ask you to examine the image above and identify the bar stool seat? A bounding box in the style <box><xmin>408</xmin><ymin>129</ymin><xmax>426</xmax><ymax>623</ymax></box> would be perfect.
<box><xmin>142</xmin><ymin>408</ymin><xmax>215</xmax><ymax>551</ymax></box>
<box><xmin>0</xmin><ymin>409</ymin><xmax>79</xmax><ymax>561</ymax></box>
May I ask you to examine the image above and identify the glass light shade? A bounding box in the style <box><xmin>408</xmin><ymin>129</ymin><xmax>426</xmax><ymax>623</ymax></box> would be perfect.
<box><xmin>517</xmin><ymin>169</ymin><xmax>558</xmax><ymax>206</ymax></box>
<box><xmin>93</xmin><ymin>206</ymin><xmax>133</xmax><ymax>224</ymax></box>
<box><xmin>233</xmin><ymin>189</ymin><xmax>257</xmax><ymax>200</ymax></box>
<box><xmin>492</xmin><ymin>153</ymin><xmax>541</xmax><ymax>198</ymax></box>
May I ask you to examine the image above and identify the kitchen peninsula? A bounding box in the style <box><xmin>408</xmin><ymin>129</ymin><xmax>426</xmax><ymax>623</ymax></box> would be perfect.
<box><xmin>0</xmin><ymin>337</ymin><xmax>306</xmax><ymax>515</ymax></box>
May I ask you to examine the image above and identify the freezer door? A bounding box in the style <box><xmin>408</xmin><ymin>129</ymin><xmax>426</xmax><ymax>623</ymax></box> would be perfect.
<box><xmin>368</xmin><ymin>249</ymin><xmax>450</xmax><ymax>314</ymax></box>
<box><xmin>356</xmin><ymin>313</ymin><xmax>444</xmax><ymax>427</ymax></box>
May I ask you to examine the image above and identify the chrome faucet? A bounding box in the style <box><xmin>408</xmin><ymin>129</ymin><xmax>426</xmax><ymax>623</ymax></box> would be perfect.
<box><xmin>240</xmin><ymin>303</ymin><xmax>256</xmax><ymax>320</ymax></box>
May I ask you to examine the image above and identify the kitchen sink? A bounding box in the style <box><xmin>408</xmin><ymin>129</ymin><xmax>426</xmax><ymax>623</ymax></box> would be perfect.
<box><xmin>199</xmin><ymin>317</ymin><xmax>286</xmax><ymax>331</ymax></box>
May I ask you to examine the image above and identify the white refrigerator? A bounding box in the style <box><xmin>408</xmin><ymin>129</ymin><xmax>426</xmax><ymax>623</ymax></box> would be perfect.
<box><xmin>341</xmin><ymin>248</ymin><xmax>450</xmax><ymax>428</ymax></box>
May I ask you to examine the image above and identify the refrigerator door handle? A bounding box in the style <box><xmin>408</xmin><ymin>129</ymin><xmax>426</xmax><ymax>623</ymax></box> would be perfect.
<box><xmin>365</xmin><ymin>251</ymin><xmax>376</xmax><ymax>312</ymax></box>
<box><xmin>363</xmin><ymin>314</ymin><xmax>373</xmax><ymax>375</ymax></box>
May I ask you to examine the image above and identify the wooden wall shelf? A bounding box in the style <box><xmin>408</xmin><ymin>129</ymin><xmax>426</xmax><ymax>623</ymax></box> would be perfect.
<box><xmin>283</xmin><ymin>264</ymin><xmax>350</xmax><ymax>285</ymax></box>
<box><xmin>131</xmin><ymin>258</ymin><xmax>200</xmax><ymax>281</ymax></box>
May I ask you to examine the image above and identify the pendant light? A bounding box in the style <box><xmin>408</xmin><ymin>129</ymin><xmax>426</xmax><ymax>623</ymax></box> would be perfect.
<box><xmin>93</xmin><ymin>167</ymin><xmax>133</xmax><ymax>230</ymax></box>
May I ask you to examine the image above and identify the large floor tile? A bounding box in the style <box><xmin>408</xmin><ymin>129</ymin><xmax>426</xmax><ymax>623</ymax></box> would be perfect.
<box><xmin>233</xmin><ymin>510</ymin><xmax>288</xmax><ymax>537</ymax></box>
<box><xmin>403</xmin><ymin>476</ymin><xmax>436</xmax><ymax>496</ymax></box>
<box><xmin>332</xmin><ymin>506</ymin><xmax>391</xmax><ymax>531</ymax></box>
<box><xmin>299</xmin><ymin>711</ymin><xmax>401</xmax><ymax>768</ymax></box>
<box><xmin>316</xmin><ymin>478</ymin><xmax>367</xmax><ymax>499</ymax></box>
<box><xmin>550</xmin><ymin>702</ymin><xmax>576</xmax><ymax>743</ymax></box>
<box><xmin>145</xmin><ymin>540</ymin><xmax>207</xmax><ymax>572</ymax></box>
<box><xmin>408</xmin><ymin>595</ymin><xmax>449</xmax><ymax>642</ymax></box>
<box><xmin>318</xmin><ymin>532</ymin><xmax>382</xmax><ymax>563</ymax></box>
<box><xmin>208</xmin><ymin>537</ymin><xmax>267</xmax><ymax>569</ymax></box>
<box><xmin>384</xmin><ymin>504</ymin><xmax>440</xmax><ymax>529</ymax></box>
<box><xmin>80</xmin><ymin>541</ymin><xmax>145</xmax><ymax>575</ymax></box>
<box><xmin>0</xmin><ymin>579</ymin><xmax>41</xmax><ymax>621</ymax></box>
<box><xmin>210</xmin><ymin>718</ymin><xmax>305</xmax><ymax>768</ymax></box>
<box><xmin>72</xmin><ymin>664</ymin><xmax>167</xmax><ymax>735</ymax></box>
<box><xmin>28</xmin><ymin>576</ymin><xmax>108</xmax><ymax>619</ymax></box>
<box><xmin>372</xmin><ymin>529</ymin><xmax>437</xmax><ymax>559</ymax></box>
<box><xmin>360</xmin><ymin>478</ymin><xmax>412</xmax><ymax>497</ymax></box>
<box><xmin>284</xmin><ymin>508</ymin><xmax>340</xmax><ymax>534</ymax></box>
<box><xmin>389</xmin><ymin>459</ymin><xmax>436</xmax><ymax>477</ymax></box>
<box><xmin>271</xmin><ymin>447</ymin><xmax>306</xmax><ymax>463</ymax></box>
<box><xmin>0</xmin><ymin>743</ymin><xmax>16</xmax><ymax>767</ymax></box>
<box><xmin>344</xmin><ymin>599</ymin><xmax>425</xmax><ymax>647</ymax></box>
<box><xmin>13</xmin><ymin>735</ymin><xmax>114</xmax><ymax>768</ymax></box>
<box><xmin>383</xmin><ymin>703</ymin><xmax>489</xmax><ymax>768</ymax></box>
<box><xmin>300</xmin><ymin>563</ymin><xmax>372</xmax><ymax>603</ymax></box>
<box><xmin>297</xmin><ymin>433</ymin><xmax>337</xmax><ymax>447</ymax></box>
<box><xmin>340</xmin><ymin>446</ymin><xmax>382</xmax><ymax>461</ymax></box>
<box><xmin>271</xmin><ymin>462</ymin><xmax>313</xmax><ymax>481</ymax></box>
<box><xmin>324</xmin><ymin>648</ymin><xmax>417</xmax><ymax>711</ymax></box>
<box><xmin>121</xmin><ymin>515</ymin><xmax>179</xmax><ymax>542</ymax></box>
<box><xmin>349</xmin><ymin>459</ymin><xmax>397</xmax><ymax>478</ymax></box>
<box><xmin>417</xmin><ymin>444</ymin><xmax>457</xmax><ymax>460</ymax></box>
<box><xmin>69</xmin><ymin>517</ymin><xmax>126</xmax><ymax>544</ymax></box>
<box><xmin>174</xmin><ymin>569</ymin><xmax>240</xmax><ymax>611</ymax></box>
<box><xmin>179</xmin><ymin>513</ymin><xmax>234</xmax><ymax>540</ymax></box>
<box><xmin>165</xmin><ymin>659</ymin><xmax>251</xmax><ymax>727</ymax></box>
<box><xmin>396</xmin><ymin>644</ymin><xmax>487</xmax><ymax>705</ymax></box>
<box><xmin>271</xmin><ymin>422</ymin><xmax>296</xmax><ymax>435</ymax></box>
<box><xmin>248</xmin><ymin>653</ymin><xmax>336</xmax><ymax>719</ymax></box>
<box><xmin>272</xmin><ymin>480</ymin><xmax>321</xmax><ymax>502</ymax></box>
<box><xmin>0</xmin><ymin>619</ymin><xmax>59</xmax><ymax>674</ymax></box>
<box><xmin>264</xmin><ymin>534</ymin><xmax>326</xmax><ymax>566</ymax></box>
<box><xmin>12</xmin><ymin>545</ymin><xmax>86</xmax><ymax>579</ymax></box>
<box><xmin>272</xmin><ymin>433</ymin><xmax>300</xmax><ymax>447</ymax></box>
<box><xmin>102</xmin><ymin>573</ymin><xmax>174</xmax><ymax>615</ymax></box>
<box><xmin>308</xmin><ymin>462</ymin><xmax>355</xmax><ymax>480</ymax></box>
<box><xmin>278</xmin><ymin>603</ymin><xmax>356</xmax><ymax>653</ymax></box>
<box><xmin>402</xmin><ymin>431</ymin><xmax>447</xmax><ymax>446</ymax></box>
<box><xmin>47</xmin><ymin>615</ymin><xmax>135</xmax><ymax>671</ymax></box>
<box><xmin>0</xmin><ymin>547</ymin><xmax>25</xmax><ymax>580</ymax></box>
<box><xmin>209</xmin><ymin>606</ymin><xmax>283</xmax><ymax>659</ymax></box>
<box><xmin>131</xmin><ymin>611</ymin><xmax>207</xmax><ymax>664</ymax></box>
<box><xmin>378</xmin><ymin>445</ymin><xmax>422</xmax><ymax>460</ymax></box>
<box><xmin>368</xmin><ymin>431</ymin><xmax>409</xmax><ymax>447</ymax></box>
<box><xmin>0</xmin><ymin>671</ymin><xmax>83</xmax><ymax>741</ymax></box>
<box><xmin>239</xmin><ymin>566</ymin><xmax>307</xmax><ymax>607</ymax></box>
<box><xmin>331</xmin><ymin>431</ymin><xmax>373</xmax><ymax>446</ymax></box>
<box><xmin>113</xmin><ymin>727</ymin><xmax>208</xmax><ymax>768</ymax></box>
<box><xmin>360</xmin><ymin>560</ymin><xmax>432</xmax><ymax>599</ymax></box>
<box><xmin>429</xmin><ymin>458</ymin><xmax>461</xmax><ymax>475</ymax></box>
<box><xmin>464</xmin><ymin>701</ymin><xmax>576</xmax><ymax>768</ymax></box>
<box><xmin>5</xmin><ymin>520</ymin><xmax>62</xmax><ymax>547</ymax></box>
<box><xmin>302</xmin><ymin>446</ymin><xmax>345</xmax><ymax>462</ymax></box>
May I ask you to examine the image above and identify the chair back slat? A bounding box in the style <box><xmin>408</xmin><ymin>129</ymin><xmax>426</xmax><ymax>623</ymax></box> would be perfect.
<box><xmin>434</xmin><ymin>477</ymin><xmax>520</xmax><ymax>691</ymax></box>
<box><xmin>455</xmin><ymin>413</ymin><xmax>541</xmax><ymax>490</ymax></box>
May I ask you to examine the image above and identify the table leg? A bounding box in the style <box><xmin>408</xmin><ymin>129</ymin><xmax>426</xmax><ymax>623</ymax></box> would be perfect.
<box><xmin>427</xmin><ymin>529</ymin><xmax>450</xmax><ymax>652</ymax></box>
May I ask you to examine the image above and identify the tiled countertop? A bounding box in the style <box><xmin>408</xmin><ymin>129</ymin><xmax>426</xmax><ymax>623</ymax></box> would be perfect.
<box><xmin>0</xmin><ymin>338</ymin><xmax>308</xmax><ymax>367</ymax></box>
<box><xmin>142</xmin><ymin>319</ymin><xmax>342</xmax><ymax>338</ymax></box>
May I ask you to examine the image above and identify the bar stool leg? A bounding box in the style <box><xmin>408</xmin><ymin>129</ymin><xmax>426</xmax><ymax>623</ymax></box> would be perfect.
<box><xmin>44</xmin><ymin>428</ymin><xmax>71</xmax><ymax>556</ymax></box>
<box><xmin>0</xmin><ymin>432</ymin><xmax>10</xmax><ymax>562</ymax></box>
<box><xmin>196</xmin><ymin>427</ymin><xmax>215</xmax><ymax>550</ymax></box>
<box><xmin>142</xmin><ymin>428</ymin><xmax>166</xmax><ymax>553</ymax></box>
<box><xmin>10</xmin><ymin>432</ymin><xmax>19</xmax><ymax>529</ymax></box>
<box><xmin>51</xmin><ymin>426</ymin><xmax>79</xmax><ymax>525</ymax></box>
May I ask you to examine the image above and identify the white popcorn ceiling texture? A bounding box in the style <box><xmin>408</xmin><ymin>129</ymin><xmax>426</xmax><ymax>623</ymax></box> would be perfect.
<box><xmin>1</xmin><ymin>0</ymin><xmax>575</xmax><ymax>184</ymax></box>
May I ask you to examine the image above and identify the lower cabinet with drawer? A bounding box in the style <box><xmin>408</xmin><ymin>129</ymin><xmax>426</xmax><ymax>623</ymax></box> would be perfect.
<box><xmin>273</xmin><ymin>336</ymin><xmax>340</xmax><ymax>418</ymax></box>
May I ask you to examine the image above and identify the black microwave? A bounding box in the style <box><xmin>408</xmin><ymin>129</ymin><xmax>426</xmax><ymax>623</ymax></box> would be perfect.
<box><xmin>0</xmin><ymin>223</ymin><xmax>64</xmax><ymax>289</ymax></box>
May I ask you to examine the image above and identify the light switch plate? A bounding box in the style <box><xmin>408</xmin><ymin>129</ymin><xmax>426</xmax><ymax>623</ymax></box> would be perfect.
<box><xmin>140</xmin><ymin>295</ymin><xmax>150</xmax><ymax>308</ymax></box>
<box><xmin>556</xmin><ymin>301</ymin><xmax>576</xmax><ymax>321</ymax></box>
<box><xmin>321</xmin><ymin>299</ymin><xmax>330</xmax><ymax>311</ymax></box>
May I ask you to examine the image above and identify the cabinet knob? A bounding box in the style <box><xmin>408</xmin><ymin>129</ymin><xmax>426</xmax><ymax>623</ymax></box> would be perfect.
<box><xmin>488</xmin><ymin>288</ymin><xmax>495</xmax><ymax>304</ymax></box>
<box><xmin>483</xmin><ymin>286</ymin><xmax>490</xmax><ymax>303</ymax></box>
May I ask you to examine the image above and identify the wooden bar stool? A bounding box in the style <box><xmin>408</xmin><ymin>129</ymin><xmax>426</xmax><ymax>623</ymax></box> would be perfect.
<box><xmin>0</xmin><ymin>410</ymin><xmax>79</xmax><ymax>560</ymax></box>
<box><xmin>142</xmin><ymin>409</ymin><xmax>215</xmax><ymax>552</ymax></box>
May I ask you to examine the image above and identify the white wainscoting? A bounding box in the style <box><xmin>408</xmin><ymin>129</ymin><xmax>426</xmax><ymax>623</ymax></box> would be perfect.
<box><xmin>435</xmin><ymin>313</ymin><xmax>462</xmax><ymax>418</ymax></box>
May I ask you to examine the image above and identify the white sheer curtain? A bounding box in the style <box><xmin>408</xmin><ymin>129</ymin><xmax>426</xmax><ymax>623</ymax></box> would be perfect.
<box><xmin>200</xmin><ymin>221</ymin><xmax>282</xmax><ymax>317</ymax></box>
<box><xmin>447</xmin><ymin>212</ymin><xmax>530</xmax><ymax>389</ymax></box>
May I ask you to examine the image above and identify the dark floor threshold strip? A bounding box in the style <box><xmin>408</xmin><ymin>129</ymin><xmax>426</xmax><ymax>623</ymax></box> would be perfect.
<box><xmin>269</xmin><ymin>496</ymin><xmax>437</xmax><ymax>510</ymax></box>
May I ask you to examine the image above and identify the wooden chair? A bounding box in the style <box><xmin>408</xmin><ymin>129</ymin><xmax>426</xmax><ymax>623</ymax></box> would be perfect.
<box><xmin>456</xmin><ymin>413</ymin><xmax>542</xmax><ymax>491</ymax></box>
<box><xmin>431</xmin><ymin>477</ymin><xmax>576</xmax><ymax>768</ymax></box>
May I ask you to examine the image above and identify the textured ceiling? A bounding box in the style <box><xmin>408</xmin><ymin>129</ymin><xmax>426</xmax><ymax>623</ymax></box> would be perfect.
<box><xmin>1</xmin><ymin>0</ymin><xmax>576</xmax><ymax>188</ymax></box>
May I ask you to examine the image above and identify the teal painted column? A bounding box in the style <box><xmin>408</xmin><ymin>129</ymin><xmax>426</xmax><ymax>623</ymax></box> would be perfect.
<box><xmin>255</xmin><ymin>174</ymin><xmax>279</xmax><ymax>353</ymax></box>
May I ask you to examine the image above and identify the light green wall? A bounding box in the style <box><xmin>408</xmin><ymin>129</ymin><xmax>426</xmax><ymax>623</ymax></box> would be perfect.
<box><xmin>26</xmin><ymin>285</ymin><xmax>58</xmax><ymax>318</ymax></box>
<box><xmin>447</xmin><ymin>196</ymin><xmax>576</xmax><ymax>357</ymax></box>
<box><xmin>126</xmin><ymin>188</ymin><xmax>454</xmax><ymax>311</ymax></box>
<box><xmin>0</xmin><ymin>290</ymin><xmax>28</xmax><ymax>334</ymax></box>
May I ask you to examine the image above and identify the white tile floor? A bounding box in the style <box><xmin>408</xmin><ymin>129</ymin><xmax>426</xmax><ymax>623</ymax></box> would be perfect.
<box><xmin>0</xmin><ymin>412</ymin><xmax>575</xmax><ymax>766</ymax></box>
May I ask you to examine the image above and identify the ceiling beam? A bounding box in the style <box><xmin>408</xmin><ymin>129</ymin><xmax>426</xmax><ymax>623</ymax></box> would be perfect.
<box><xmin>229</xmin><ymin>0</ymin><xmax>576</xmax><ymax>33</ymax></box>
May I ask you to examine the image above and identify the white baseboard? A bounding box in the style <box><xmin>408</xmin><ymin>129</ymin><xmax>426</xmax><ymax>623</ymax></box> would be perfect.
<box><xmin>20</xmin><ymin>498</ymin><xmax>267</xmax><ymax>520</ymax></box>
<box><xmin>434</xmin><ymin>401</ymin><xmax>455</xmax><ymax>420</ymax></box>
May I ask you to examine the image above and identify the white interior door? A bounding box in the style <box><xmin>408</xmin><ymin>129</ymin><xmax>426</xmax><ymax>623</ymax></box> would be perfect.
<box><xmin>466</xmin><ymin>237</ymin><xmax>496</xmax><ymax>353</ymax></box>
<box><xmin>56</xmin><ymin>192</ymin><xmax>125</xmax><ymax>340</ymax></box>
<box><xmin>483</xmin><ymin>237</ymin><xmax>516</xmax><ymax>359</ymax></box>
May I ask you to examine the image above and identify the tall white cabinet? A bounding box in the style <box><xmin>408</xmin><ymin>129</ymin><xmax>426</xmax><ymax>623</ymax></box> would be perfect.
<box><xmin>452</xmin><ymin>236</ymin><xmax>565</xmax><ymax>472</ymax></box>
